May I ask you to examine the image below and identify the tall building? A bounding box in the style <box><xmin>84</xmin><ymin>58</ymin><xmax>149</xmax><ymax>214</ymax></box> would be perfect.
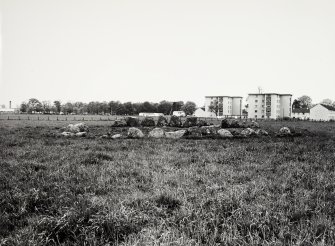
<box><xmin>204</xmin><ymin>96</ymin><xmax>243</xmax><ymax>117</ymax></box>
<box><xmin>247</xmin><ymin>93</ymin><xmax>292</xmax><ymax>119</ymax></box>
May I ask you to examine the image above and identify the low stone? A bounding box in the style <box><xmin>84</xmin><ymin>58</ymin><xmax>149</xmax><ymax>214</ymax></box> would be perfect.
<box><xmin>165</xmin><ymin>130</ymin><xmax>187</xmax><ymax>139</ymax></box>
<box><xmin>185</xmin><ymin>126</ymin><xmax>202</xmax><ymax>138</ymax></box>
<box><xmin>61</xmin><ymin>131</ymin><xmax>75</xmax><ymax>137</ymax></box>
<box><xmin>75</xmin><ymin>132</ymin><xmax>87</xmax><ymax>137</ymax></box>
<box><xmin>279</xmin><ymin>127</ymin><xmax>291</xmax><ymax>135</ymax></box>
<box><xmin>241</xmin><ymin>128</ymin><xmax>256</xmax><ymax>136</ymax></box>
<box><xmin>127</xmin><ymin>127</ymin><xmax>144</xmax><ymax>138</ymax></box>
<box><xmin>111</xmin><ymin>134</ymin><xmax>123</xmax><ymax>139</ymax></box>
<box><xmin>148</xmin><ymin>128</ymin><xmax>165</xmax><ymax>138</ymax></box>
<box><xmin>250</xmin><ymin>121</ymin><xmax>260</xmax><ymax>128</ymax></box>
<box><xmin>66</xmin><ymin>122</ymin><xmax>88</xmax><ymax>133</ymax></box>
<box><xmin>255</xmin><ymin>129</ymin><xmax>268</xmax><ymax>136</ymax></box>
<box><xmin>217</xmin><ymin>129</ymin><xmax>233</xmax><ymax>138</ymax></box>
<box><xmin>101</xmin><ymin>134</ymin><xmax>109</xmax><ymax>139</ymax></box>
<box><xmin>200</xmin><ymin>125</ymin><xmax>219</xmax><ymax>135</ymax></box>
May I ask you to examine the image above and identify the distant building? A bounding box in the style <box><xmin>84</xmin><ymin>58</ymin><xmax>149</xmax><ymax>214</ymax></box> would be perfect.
<box><xmin>247</xmin><ymin>93</ymin><xmax>292</xmax><ymax>119</ymax></box>
<box><xmin>172</xmin><ymin>111</ymin><xmax>186</xmax><ymax>117</ymax></box>
<box><xmin>139</xmin><ymin>112</ymin><xmax>164</xmax><ymax>117</ymax></box>
<box><xmin>204</xmin><ymin>96</ymin><xmax>242</xmax><ymax>117</ymax></box>
<box><xmin>292</xmin><ymin>108</ymin><xmax>310</xmax><ymax>120</ymax></box>
<box><xmin>193</xmin><ymin>108</ymin><xmax>216</xmax><ymax>118</ymax></box>
<box><xmin>310</xmin><ymin>104</ymin><xmax>335</xmax><ymax>121</ymax></box>
<box><xmin>0</xmin><ymin>108</ymin><xmax>16</xmax><ymax>114</ymax></box>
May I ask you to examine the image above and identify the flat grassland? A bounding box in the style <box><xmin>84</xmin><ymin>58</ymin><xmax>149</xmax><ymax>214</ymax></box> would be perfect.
<box><xmin>1</xmin><ymin>120</ymin><xmax>335</xmax><ymax>245</ymax></box>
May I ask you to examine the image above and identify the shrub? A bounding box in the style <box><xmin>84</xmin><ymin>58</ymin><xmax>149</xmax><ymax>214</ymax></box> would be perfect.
<box><xmin>126</xmin><ymin>117</ymin><xmax>140</xmax><ymax>127</ymax></box>
<box><xmin>156</xmin><ymin>116</ymin><xmax>168</xmax><ymax>127</ymax></box>
<box><xmin>197</xmin><ymin>119</ymin><xmax>209</xmax><ymax>127</ymax></box>
<box><xmin>112</xmin><ymin>119</ymin><xmax>127</xmax><ymax>127</ymax></box>
<box><xmin>169</xmin><ymin>115</ymin><xmax>182</xmax><ymax>127</ymax></box>
<box><xmin>182</xmin><ymin>117</ymin><xmax>198</xmax><ymax>127</ymax></box>
<box><xmin>221</xmin><ymin>119</ymin><xmax>229</xmax><ymax>128</ymax></box>
<box><xmin>141</xmin><ymin>117</ymin><xmax>155</xmax><ymax>127</ymax></box>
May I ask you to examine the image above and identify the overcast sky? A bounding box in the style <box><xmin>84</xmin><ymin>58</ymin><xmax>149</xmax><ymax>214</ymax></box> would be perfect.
<box><xmin>1</xmin><ymin>0</ymin><xmax>334</xmax><ymax>108</ymax></box>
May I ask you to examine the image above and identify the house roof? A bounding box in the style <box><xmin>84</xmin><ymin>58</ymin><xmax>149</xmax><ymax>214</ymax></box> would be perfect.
<box><xmin>292</xmin><ymin>108</ymin><xmax>310</xmax><ymax>114</ymax></box>
<box><xmin>320</xmin><ymin>104</ymin><xmax>335</xmax><ymax>111</ymax></box>
<box><xmin>248</xmin><ymin>93</ymin><xmax>292</xmax><ymax>96</ymax></box>
<box><xmin>205</xmin><ymin>96</ymin><xmax>243</xmax><ymax>98</ymax></box>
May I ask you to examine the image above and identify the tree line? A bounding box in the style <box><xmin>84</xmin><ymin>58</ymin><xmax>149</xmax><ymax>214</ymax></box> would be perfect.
<box><xmin>292</xmin><ymin>95</ymin><xmax>335</xmax><ymax>109</ymax></box>
<box><xmin>19</xmin><ymin>99</ymin><xmax>198</xmax><ymax>115</ymax></box>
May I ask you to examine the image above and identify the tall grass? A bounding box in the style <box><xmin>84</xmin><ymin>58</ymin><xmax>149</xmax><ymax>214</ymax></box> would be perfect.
<box><xmin>0</xmin><ymin>120</ymin><xmax>335</xmax><ymax>245</ymax></box>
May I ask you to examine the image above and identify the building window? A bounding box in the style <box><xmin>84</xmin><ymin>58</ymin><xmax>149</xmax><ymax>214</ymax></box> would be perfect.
<box><xmin>255</xmin><ymin>100</ymin><xmax>258</xmax><ymax>103</ymax></box>
<box><xmin>255</xmin><ymin>110</ymin><xmax>258</xmax><ymax>113</ymax></box>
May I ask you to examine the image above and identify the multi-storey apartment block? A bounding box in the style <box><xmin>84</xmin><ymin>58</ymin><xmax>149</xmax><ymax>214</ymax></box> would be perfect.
<box><xmin>247</xmin><ymin>93</ymin><xmax>292</xmax><ymax>119</ymax></box>
<box><xmin>204</xmin><ymin>96</ymin><xmax>243</xmax><ymax>117</ymax></box>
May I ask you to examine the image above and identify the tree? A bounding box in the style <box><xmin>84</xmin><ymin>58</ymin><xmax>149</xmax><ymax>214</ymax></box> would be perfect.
<box><xmin>54</xmin><ymin>101</ymin><xmax>61</xmax><ymax>113</ymax></box>
<box><xmin>321</xmin><ymin>99</ymin><xmax>332</xmax><ymax>105</ymax></box>
<box><xmin>27</xmin><ymin>98</ymin><xmax>42</xmax><ymax>113</ymax></box>
<box><xmin>297</xmin><ymin>95</ymin><xmax>312</xmax><ymax>109</ymax></box>
<box><xmin>292</xmin><ymin>99</ymin><xmax>302</xmax><ymax>109</ymax></box>
<box><xmin>20</xmin><ymin>102</ymin><xmax>28</xmax><ymax>113</ymax></box>
<box><xmin>41</xmin><ymin>101</ymin><xmax>52</xmax><ymax>113</ymax></box>
<box><xmin>62</xmin><ymin>102</ymin><xmax>74</xmax><ymax>114</ymax></box>
<box><xmin>157</xmin><ymin>101</ymin><xmax>172</xmax><ymax>115</ymax></box>
<box><xmin>171</xmin><ymin>101</ymin><xmax>184</xmax><ymax>114</ymax></box>
<box><xmin>208</xmin><ymin>100</ymin><xmax>222</xmax><ymax>116</ymax></box>
<box><xmin>181</xmin><ymin>101</ymin><xmax>197</xmax><ymax>116</ymax></box>
<box><xmin>123</xmin><ymin>102</ymin><xmax>134</xmax><ymax>115</ymax></box>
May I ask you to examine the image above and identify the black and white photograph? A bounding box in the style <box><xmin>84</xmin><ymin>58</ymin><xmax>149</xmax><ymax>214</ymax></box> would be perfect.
<box><xmin>1</xmin><ymin>0</ymin><xmax>335</xmax><ymax>245</ymax></box>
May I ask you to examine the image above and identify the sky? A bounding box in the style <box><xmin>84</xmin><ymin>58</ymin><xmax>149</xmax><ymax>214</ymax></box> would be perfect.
<box><xmin>1</xmin><ymin>0</ymin><xmax>335</xmax><ymax>108</ymax></box>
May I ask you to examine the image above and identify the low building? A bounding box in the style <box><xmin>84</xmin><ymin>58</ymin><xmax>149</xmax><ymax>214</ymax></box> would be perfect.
<box><xmin>292</xmin><ymin>108</ymin><xmax>310</xmax><ymax>120</ymax></box>
<box><xmin>193</xmin><ymin>108</ymin><xmax>216</xmax><ymax>118</ymax></box>
<box><xmin>204</xmin><ymin>96</ymin><xmax>242</xmax><ymax>117</ymax></box>
<box><xmin>310</xmin><ymin>104</ymin><xmax>335</xmax><ymax>121</ymax></box>
<box><xmin>139</xmin><ymin>112</ymin><xmax>164</xmax><ymax>117</ymax></box>
<box><xmin>0</xmin><ymin>108</ymin><xmax>17</xmax><ymax>114</ymax></box>
<box><xmin>172</xmin><ymin>111</ymin><xmax>186</xmax><ymax>117</ymax></box>
<box><xmin>247</xmin><ymin>93</ymin><xmax>292</xmax><ymax>119</ymax></box>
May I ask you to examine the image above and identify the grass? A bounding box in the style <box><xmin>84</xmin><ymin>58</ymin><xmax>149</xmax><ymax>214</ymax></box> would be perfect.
<box><xmin>0</xmin><ymin>120</ymin><xmax>335</xmax><ymax>245</ymax></box>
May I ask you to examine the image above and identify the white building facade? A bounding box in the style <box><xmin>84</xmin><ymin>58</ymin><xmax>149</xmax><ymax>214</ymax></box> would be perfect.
<box><xmin>204</xmin><ymin>96</ymin><xmax>243</xmax><ymax>117</ymax></box>
<box><xmin>247</xmin><ymin>93</ymin><xmax>292</xmax><ymax>119</ymax></box>
<box><xmin>292</xmin><ymin>109</ymin><xmax>310</xmax><ymax>120</ymax></box>
<box><xmin>310</xmin><ymin>104</ymin><xmax>335</xmax><ymax>121</ymax></box>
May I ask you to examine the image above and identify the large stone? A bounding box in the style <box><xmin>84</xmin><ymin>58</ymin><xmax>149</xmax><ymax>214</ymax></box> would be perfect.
<box><xmin>126</xmin><ymin>117</ymin><xmax>140</xmax><ymax>127</ymax></box>
<box><xmin>250</xmin><ymin>121</ymin><xmax>260</xmax><ymax>128</ymax></box>
<box><xmin>217</xmin><ymin>129</ymin><xmax>233</xmax><ymax>138</ymax></box>
<box><xmin>200</xmin><ymin>125</ymin><xmax>219</xmax><ymax>135</ymax></box>
<box><xmin>230</xmin><ymin>119</ymin><xmax>242</xmax><ymax>128</ymax></box>
<box><xmin>241</xmin><ymin>128</ymin><xmax>256</xmax><ymax>136</ymax></box>
<box><xmin>141</xmin><ymin>117</ymin><xmax>156</xmax><ymax>127</ymax></box>
<box><xmin>61</xmin><ymin>131</ymin><xmax>75</xmax><ymax>137</ymax></box>
<box><xmin>169</xmin><ymin>115</ymin><xmax>182</xmax><ymax>127</ymax></box>
<box><xmin>75</xmin><ymin>132</ymin><xmax>87</xmax><ymax>137</ymax></box>
<box><xmin>279</xmin><ymin>127</ymin><xmax>291</xmax><ymax>135</ymax></box>
<box><xmin>165</xmin><ymin>130</ymin><xmax>187</xmax><ymax>139</ymax></box>
<box><xmin>157</xmin><ymin>116</ymin><xmax>168</xmax><ymax>127</ymax></box>
<box><xmin>111</xmin><ymin>134</ymin><xmax>123</xmax><ymax>139</ymax></box>
<box><xmin>112</xmin><ymin>119</ymin><xmax>127</xmax><ymax>127</ymax></box>
<box><xmin>127</xmin><ymin>127</ymin><xmax>144</xmax><ymax>138</ymax></box>
<box><xmin>148</xmin><ymin>128</ymin><xmax>165</xmax><ymax>138</ymax></box>
<box><xmin>66</xmin><ymin>123</ymin><xmax>88</xmax><ymax>133</ymax></box>
<box><xmin>255</xmin><ymin>129</ymin><xmax>269</xmax><ymax>136</ymax></box>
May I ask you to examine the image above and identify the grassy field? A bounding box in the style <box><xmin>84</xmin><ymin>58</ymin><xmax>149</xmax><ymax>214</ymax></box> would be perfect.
<box><xmin>1</xmin><ymin>120</ymin><xmax>335</xmax><ymax>245</ymax></box>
